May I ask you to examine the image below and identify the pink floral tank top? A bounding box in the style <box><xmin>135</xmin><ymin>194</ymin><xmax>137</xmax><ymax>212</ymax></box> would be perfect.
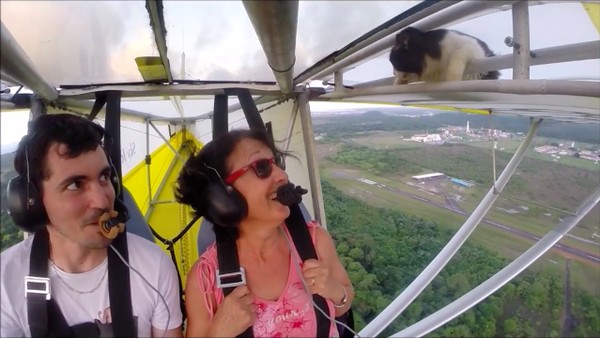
<box><xmin>194</xmin><ymin>221</ymin><xmax>339</xmax><ymax>337</ymax></box>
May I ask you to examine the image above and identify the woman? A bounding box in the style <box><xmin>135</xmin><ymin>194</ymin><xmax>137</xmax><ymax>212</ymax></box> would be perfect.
<box><xmin>175</xmin><ymin>129</ymin><xmax>354</xmax><ymax>337</ymax></box>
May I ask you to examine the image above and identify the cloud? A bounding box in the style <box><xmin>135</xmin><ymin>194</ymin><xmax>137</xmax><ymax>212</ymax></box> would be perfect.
<box><xmin>2</xmin><ymin>1</ymin><xmax>596</xmax><ymax>88</ymax></box>
<box><xmin>295</xmin><ymin>1</ymin><xmax>418</xmax><ymax>72</ymax></box>
<box><xmin>1</xmin><ymin>1</ymin><xmax>143</xmax><ymax>85</ymax></box>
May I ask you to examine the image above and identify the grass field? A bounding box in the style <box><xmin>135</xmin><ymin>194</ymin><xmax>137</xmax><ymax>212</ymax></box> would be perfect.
<box><xmin>321</xmin><ymin>170</ymin><xmax>600</xmax><ymax>297</ymax></box>
<box><xmin>467</xmin><ymin>139</ymin><xmax>600</xmax><ymax>171</ymax></box>
<box><xmin>316</xmin><ymin>136</ymin><xmax>600</xmax><ymax>298</ymax></box>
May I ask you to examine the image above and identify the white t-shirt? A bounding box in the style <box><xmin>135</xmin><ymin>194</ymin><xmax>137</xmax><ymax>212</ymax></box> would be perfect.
<box><xmin>0</xmin><ymin>233</ymin><xmax>183</xmax><ymax>337</ymax></box>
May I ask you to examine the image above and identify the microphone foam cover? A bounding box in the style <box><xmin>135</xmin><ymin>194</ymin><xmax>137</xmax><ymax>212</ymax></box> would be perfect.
<box><xmin>276</xmin><ymin>182</ymin><xmax>308</xmax><ymax>206</ymax></box>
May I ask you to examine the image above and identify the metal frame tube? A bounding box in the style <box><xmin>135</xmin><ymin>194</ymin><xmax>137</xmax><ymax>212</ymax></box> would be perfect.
<box><xmin>468</xmin><ymin>40</ymin><xmax>598</xmax><ymax>76</ymax></box>
<box><xmin>145</xmin><ymin>120</ymin><xmax>153</xmax><ymax>214</ymax></box>
<box><xmin>144</xmin><ymin>145</ymin><xmax>181</xmax><ymax>221</ymax></box>
<box><xmin>146</xmin><ymin>0</ymin><xmax>173</xmax><ymax>84</ymax></box>
<box><xmin>283</xmin><ymin>99</ymin><xmax>300</xmax><ymax>152</ymax></box>
<box><xmin>297</xmin><ymin>91</ymin><xmax>326</xmax><ymax>227</ymax></box>
<box><xmin>393</xmin><ymin>185</ymin><xmax>600</xmax><ymax>337</ymax></box>
<box><xmin>243</xmin><ymin>1</ymin><xmax>299</xmax><ymax>94</ymax></box>
<box><xmin>334</xmin><ymin>72</ymin><xmax>344</xmax><ymax>93</ymax></box>
<box><xmin>149</xmin><ymin>121</ymin><xmax>184</xmax><ymax>163</ymax></box>
<box><xmin>358</xmin><ymin>118</ymin><xmax>542</xmax><ymax>337</ymax></box>
<box><xmin>58</xmin><ymin>83</ymin><xmax>282</xmax><ymax>99</ymax></box>
<box><xmin>0</xmin><ymin>22</ymin><xmax>58</xmax><ymax>101</ymax></box>
<box><xmin>321</xmin><ymin>80</ymin><xmax>600</xmax><ymax>99</ymax></box>
<box><xmin>354</xmin><ymin>40</ymin><xmax>600</xmax><ymax>88</ymax></box>
<box><xmin>512</xmin><ymin>1</ymin><xmax>531</xmax><ymax>79</ymax></box>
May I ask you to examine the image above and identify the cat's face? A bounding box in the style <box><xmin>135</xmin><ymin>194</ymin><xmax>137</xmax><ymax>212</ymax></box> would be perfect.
<box><xmin>389</xmin><ymin>29</ymin><xmax>426</xmax><ymax>84</ymax></box>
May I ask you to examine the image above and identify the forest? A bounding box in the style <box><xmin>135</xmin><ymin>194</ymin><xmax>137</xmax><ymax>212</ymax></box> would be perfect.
<box><xmin>322</xmin><ymin>180</ymin><xmax>600</xmax><ymax>337</ymax></box>
<box><xmin>0</xmin><ymin>212</ymin><xmax>21</xmax><ymax>252</ymax></box>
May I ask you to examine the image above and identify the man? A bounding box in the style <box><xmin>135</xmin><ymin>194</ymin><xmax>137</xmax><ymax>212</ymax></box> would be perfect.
<box><xmin>1</xmin><ymin>114</ymin><xmax>183</xmax><ymax>337</ymax></box>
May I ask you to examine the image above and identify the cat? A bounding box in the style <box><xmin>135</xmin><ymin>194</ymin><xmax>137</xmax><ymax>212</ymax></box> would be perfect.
<box><xmin>389</xmin><ymin>26</ymin><xmax>501</xmax><ymax>85</ymax></box>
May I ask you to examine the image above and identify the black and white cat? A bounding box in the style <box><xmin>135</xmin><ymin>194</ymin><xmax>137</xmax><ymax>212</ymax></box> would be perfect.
<box><xmin>389</xmin><ymin>27</ymin><xmax>500</xmax><ymax>84</ymax></box>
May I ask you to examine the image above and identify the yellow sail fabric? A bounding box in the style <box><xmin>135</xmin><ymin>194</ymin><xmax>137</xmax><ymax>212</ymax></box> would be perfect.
<box><xmin>582</xmin><ymin>2</ymin><xmax>600</xmax><ymax>34</ymax></box>
<box><xmin>122</xmin><ymin>129</ymin><xmax>203</xmax><ymax>287</ymax></box>
<box><xmin>408</xmin><ymin>105</ymin><xmax>490</xmax><ymax>115</ymax></box>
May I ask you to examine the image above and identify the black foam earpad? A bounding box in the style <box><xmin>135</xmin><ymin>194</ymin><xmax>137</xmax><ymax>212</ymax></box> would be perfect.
<box><xmin>6</xmin><ymin>159</ymin><xmax>123</xmax><ymax>233</ymax></box>
<box><xmin>204</xmin><ymin>182</ymin><xmax>247</xmax><ymax>228</ymax></box>
<box><xmin>6</xmin><ymin>176</ymin><xmax>49</xmax><ymax>233</ymax></box>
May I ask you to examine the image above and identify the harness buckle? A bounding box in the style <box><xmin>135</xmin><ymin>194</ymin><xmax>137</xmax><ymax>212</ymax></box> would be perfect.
<box><xmin>24</xmin><ymin>276</ymin><xmax>51</xmax><ymax>300</ymax></box>
<box><xmin>216</xmin><ymin>267</ymin><xmax>246</xmax><ymax>289</ymax></box>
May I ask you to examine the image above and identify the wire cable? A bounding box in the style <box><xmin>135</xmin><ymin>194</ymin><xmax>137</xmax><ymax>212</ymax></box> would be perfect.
<box><xmin>279</xmin><ymin>227</ymin><xmax>360</xmax><ymax>338</ymax></box>
<box><xmin>109</xmin><ymin>244</ymin><xmax>171</xmax><ymax>338</ymax></box>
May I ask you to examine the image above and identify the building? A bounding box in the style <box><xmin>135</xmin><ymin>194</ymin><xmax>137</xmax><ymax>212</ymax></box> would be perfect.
<box><xmin>412</xmin><ymin>172</ymin><xmax>445</xmax><ymax>182</ymax></box>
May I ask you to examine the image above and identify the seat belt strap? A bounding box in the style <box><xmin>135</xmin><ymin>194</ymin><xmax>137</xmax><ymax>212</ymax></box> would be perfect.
<box><xmin>214</xmin><ymin>226</ymin><xmax>253</xmax><ymax>337</ymax></box>
<box><xmin>27</xmin><ymin>231</ymin><xmax>136</xmax><ymax>337</ymax></box>
<box><xmin>28</xmin><ymin>228</ymin><xmax>72</xmax><ymax>337</ymax></box>
<box><xmin>108</xmin><ymin>233</ymin><xmax>137</xmax><ymax>337</ymax></box>
<box><xmin>27</xmin><ymin>228</ymin><xmax>50</xmax><ymax>337</ymax></box>
<box><xmin>214</xmin><ymin>203</ymin><xmax>334</xmax><ymax>338</ymax></box>
<box><xmin>284</xmin><ymin>203</ymin><xmax>331</xmax><ymax>338</ymax></box>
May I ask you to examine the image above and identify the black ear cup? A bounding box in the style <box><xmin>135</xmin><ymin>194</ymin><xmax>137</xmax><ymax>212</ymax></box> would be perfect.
<box><xmin>6</xmin><ymin>157</ymin><xmax>124</xmax><ymax>233</ymax></box>
<box><xmin>204</xmin><ymin>182</ymin><xmax>247</xmax><ymax>228</ymax></box>
<box><xmin>6</xmin><ymin>176</ymin><xmax>49</xmax><ymax>233</ymax></box>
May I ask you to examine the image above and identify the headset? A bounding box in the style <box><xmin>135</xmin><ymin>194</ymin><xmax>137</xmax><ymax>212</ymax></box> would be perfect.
<box><xmin>199</xmin><ymin>163</ymin><xmax>248</xmax><ymax>228</ymax></box>
<box><xmin>6</xmin><ymin>122</ymin><xmax>128</xmax><ymax>236</ymax></box>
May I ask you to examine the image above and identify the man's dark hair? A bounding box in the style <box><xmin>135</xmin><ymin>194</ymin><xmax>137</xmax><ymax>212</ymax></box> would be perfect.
<box><xmin>13</xmin><ymin>113</ymin><xmax>107</xmax><ymax>193</ymax></box>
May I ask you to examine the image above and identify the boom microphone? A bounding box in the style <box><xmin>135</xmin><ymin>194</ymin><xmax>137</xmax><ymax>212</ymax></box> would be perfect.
<box><xmin>276</xmin><ymin>182</ymin><xmax>308</xmax><ymax>206</ymax></box>
<box><xmin>99</xmin><ymin>210</ymin><xmax>125</xmax><ymax>239</ymax></box>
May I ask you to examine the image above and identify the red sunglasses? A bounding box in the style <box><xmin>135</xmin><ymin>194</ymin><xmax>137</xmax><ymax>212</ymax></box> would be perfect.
<box><xmin>225</xmin><ymin>155</ymin><xmax>285</xmax><ymax>184</ymax></box>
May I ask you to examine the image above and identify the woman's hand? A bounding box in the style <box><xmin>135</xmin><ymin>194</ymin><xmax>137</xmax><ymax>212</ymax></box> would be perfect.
<box><xmin>301</xmin><ymin>259</ymin><xmax>346</xmax><ymax>304</ymax></box>
<box><xmin>209</xmin><ymin>285</ymin><xmax>256</xmax><ymax>337</ymax></box>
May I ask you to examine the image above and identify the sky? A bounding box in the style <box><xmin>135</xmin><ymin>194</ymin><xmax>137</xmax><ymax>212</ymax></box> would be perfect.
<box><xmin>1</xmin><ymin>1</ymin><xmax>597</xmax><ymax>85</ymax></box>
<box><xmin>1</xmin><ymin>1</ymin><xmax>598</xmax><ymax>154</ymax></box>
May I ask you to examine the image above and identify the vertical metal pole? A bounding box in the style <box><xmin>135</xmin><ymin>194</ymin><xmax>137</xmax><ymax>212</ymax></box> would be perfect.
<box><xmin>145</xmin><ymin>119</ymin><xmax>152</xmax><ymax>212</ymax></box>
<box><xmin>334</xmin><ymin>71</ymin><xmax>344</xmax><ymax>93</ymax></box>
<box><xmin>512</xmin><ymin>1</ymin><xmax>530</xmax><ymax>79</ymax></box>
<box><xmin>297</xmin><ymin>92</ymin><xmax>326</xmax><ymax>227</ymax></box>
<box><xmin>283</xmin><ymin>100</ymin><xmax>300</xmax><ymax>152</ymax></box>
<box><xmin>29</xmin><ymin>95</ymin><xmax>47</xmax><ymax>119</ymax></box>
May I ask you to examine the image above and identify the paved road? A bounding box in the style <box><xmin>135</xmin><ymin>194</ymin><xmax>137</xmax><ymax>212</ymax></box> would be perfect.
<box><xmin>334</xmin><ymin>171</ymin><xmax>600</xmax><ymax>265</ymax></box>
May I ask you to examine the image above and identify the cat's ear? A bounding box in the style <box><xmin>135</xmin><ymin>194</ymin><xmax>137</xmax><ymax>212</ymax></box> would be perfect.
<box><xmin>396</xmin><ymin>33</ymin><xmax>409</xmax><ymax>50</ymax></box>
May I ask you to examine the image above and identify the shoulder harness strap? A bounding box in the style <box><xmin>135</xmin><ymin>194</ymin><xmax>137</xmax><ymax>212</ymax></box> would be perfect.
<box><xmin>214</xmin><ymin>227</ymin><xmax>253</xmax><ymax>337</ymax></box>
<box><xmin>27</xmin><ymin>229</ymin><xmax>136</xmax><ymax>337</ymax></box>
<box><xmin>213</xmin><ymin>203</ymin><xmax>333</xmax><ymax>338</ymax></box>
<box><xmin>28</xmin><ymin>228</ymin><xmax>71</xmax><ymax>337</ymax></box>
<box><xmin>109</xmin><ymin>233</ymin><xmax>137</xmax><ymax>337</ymax></box>
<box><xmin>284</xmin><ymin>203</ymin><xmax>332</xmax><ymax>338</ymax></box>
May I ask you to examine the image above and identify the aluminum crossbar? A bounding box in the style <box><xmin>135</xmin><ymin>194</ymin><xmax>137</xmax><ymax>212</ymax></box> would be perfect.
<box><xmin>298</xmin><ymin>91</ymin><xmax>326</xmax><ymax>227</ymax></box>
<box><xmin>321</xmin><ymin>80</ymin><xmax>600</xmax><ymax>99</ymax></box>
<box><xmin>0</xmin><ymin>21</ymin><xmax>58</xmax><ymax>101</ymax></box>
<box><xmin>392</xmin><ymin>185</ymin><xmax>600</xmax><ymax>337</ymax></box>
<box><xmin>358</xmin><ymin>118</ymin><xmax>542</xmax><ymax>337</ymax></box>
